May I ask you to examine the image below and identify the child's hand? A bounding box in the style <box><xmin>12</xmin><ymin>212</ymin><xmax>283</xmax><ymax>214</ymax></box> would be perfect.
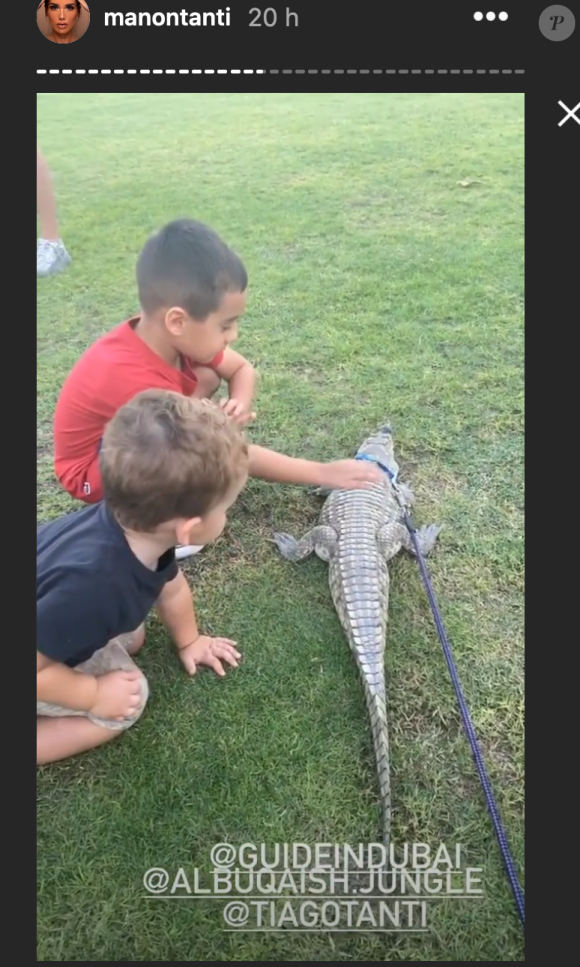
<box><xmin>90</xmin><ymin>670</ymin><xmax>143</xmax><ymax>720</ymax></box>
<box><xmin>319</xmin><ymin>459</ymin><xmax>384</xmax><ymax>490</ymax></box>
<box><xmin>178</xmin><ymin>635</ymin><xmax>242</xmax><ymax>677</ymax></box>
<box><xmin>218</xmin><ymin>397</ymin><xmax>256</xmax><ymax>427</ymax></box>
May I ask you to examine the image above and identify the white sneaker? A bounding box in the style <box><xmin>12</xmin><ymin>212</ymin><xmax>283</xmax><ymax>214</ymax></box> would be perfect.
<box><xmin>175</xmin><ymin>544</ymin><xmax>204</xmax><ymax>560</ymax></box>
<box><xmin>37</xmin><ymin>238</ymin><xmax>71</xmax><ymax>277</ymax></box>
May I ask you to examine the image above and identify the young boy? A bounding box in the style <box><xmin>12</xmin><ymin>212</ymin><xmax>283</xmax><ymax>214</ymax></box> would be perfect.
<box><xmin>52</xmin><ymin>218</ymin><xmax>381</xmax><ymax>557</ymax></box>
<box><xmin>38</xmin><ymin>390</ymin><xmax>249</xmax><ymax>765</ymax></box>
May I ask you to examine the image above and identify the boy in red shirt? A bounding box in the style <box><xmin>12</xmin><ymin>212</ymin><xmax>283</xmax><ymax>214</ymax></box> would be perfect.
<box><xmin>53</xmin><ymin>218</ymin><xmax>381</xmax><ymax>556</ymax></box>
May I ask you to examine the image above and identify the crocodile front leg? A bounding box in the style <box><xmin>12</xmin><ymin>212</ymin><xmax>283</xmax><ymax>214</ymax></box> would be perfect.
<box><xmin>271</xmin><ymin>525</ymin><xmax>339</xmax><ymax>562</ymax></box>
<box><xmin>310</xmin><ymin>484</ymin><xmax>334</xmax><ymax>497</ymax></box>
<box><xmin>377</xmin><ymin>520</ymin><xmax>442</xmax><ymax>559</ymax></box>
<box><xmin>400</xmin><ymin>522</ymin><xmax>442</xmax><ymax>556</ymax></box>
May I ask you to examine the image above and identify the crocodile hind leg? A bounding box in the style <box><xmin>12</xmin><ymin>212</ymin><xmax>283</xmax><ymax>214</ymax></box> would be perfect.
<box><xmin>271</xmin><ymin>525</ymin><xmax>338</xmax><ymax>562</ymax></box>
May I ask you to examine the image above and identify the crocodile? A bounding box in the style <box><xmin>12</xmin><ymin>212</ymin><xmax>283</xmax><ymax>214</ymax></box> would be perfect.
<box><xmin>271</xmin><ymin>423</ymin><xmax>442</xmax><ymax>855</ymax></box>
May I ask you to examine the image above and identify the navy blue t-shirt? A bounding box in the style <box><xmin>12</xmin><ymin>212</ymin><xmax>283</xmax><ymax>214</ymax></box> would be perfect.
<box><xmin>37</xmin><ymin>501</ymin><xmax>179</xmax><ymax>667</ymax></box>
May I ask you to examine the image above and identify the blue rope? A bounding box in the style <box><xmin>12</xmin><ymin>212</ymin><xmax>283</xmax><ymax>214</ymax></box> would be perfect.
<box><xmin>355</xmin><ymin>453</ymin><xmax>525</xmax><ymax>928</ymax></box>
<box><xmin>356</xmin><ymin>452</ymin><xmax>399</xmax><ymax>482</ymax></box>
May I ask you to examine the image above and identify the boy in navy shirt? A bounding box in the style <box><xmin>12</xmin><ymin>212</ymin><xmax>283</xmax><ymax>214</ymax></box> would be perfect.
<box><xmin>37</xmin><ymin>389</ymin><xmax>249</xmax><ymax>764</ymax></box>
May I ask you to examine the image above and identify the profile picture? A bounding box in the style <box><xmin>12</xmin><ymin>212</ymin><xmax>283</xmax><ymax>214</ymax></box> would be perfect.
<box><xmin>37</xmin><ymin>1</ymin><xmax>90</xmax><ymax>43</ymax></box>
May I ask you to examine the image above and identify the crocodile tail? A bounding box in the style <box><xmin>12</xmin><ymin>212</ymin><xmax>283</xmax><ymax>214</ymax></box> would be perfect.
<box><xmin>363</xmin><ymin>680</ymin><xmax>392</xmax><ymax>856</ymax></box>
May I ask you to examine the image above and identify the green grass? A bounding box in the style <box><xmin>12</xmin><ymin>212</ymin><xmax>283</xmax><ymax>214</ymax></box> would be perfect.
<box><xmin>37</xmin><ymin>93</ymin><xmax>524</xmax><ymax>961</ymax></box>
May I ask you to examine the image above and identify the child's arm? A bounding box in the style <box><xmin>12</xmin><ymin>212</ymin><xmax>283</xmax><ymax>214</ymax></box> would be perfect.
<box><xmin>37</xmin><ymin>651</ymin><xmax>98</xmax><ymax>711</ymax></box>
<box><xmin>210</xmin><ymin>352</ymin><xmax>382</xmax><ymax>490</ymax></box>
<box><xmin>213</xmin><ymin>348</ymin><xmax>257</xmax><ymax>416</ymax></box>
<box><xmin>246</xmin><ymin>445</ymin><xmax>383</xmax><ymax>489</ymax></box>
<box><xmin>155</xmin><ymin>571</ymin><xmax>241</xmax><ymax>676</ymax></box>
<box><xmin>155</xmin><ymin>570</ymin><xmax>200</xmax><ymax>650</ymax></box>
<box><xmin>37</xmin><ymin>574</ymin><xmax>141</xmax><ymax>718</ymax></box>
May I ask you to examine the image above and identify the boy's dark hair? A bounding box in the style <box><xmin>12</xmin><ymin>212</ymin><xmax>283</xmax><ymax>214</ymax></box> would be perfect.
<box><xmin>136</xmin><ymin>218</ymin><xmax>248</xmax><ymax>320</ymax></box>
<box><xmin>99</xmin><ymin>389</ymin><xmax>249</xmax><ymax>532</ymax></box>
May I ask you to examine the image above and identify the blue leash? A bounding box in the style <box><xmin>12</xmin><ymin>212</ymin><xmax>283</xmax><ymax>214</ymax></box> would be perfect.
<box><xmin>356</xmin><ymin>454</ymin><xmax>525</xmax><ymax>928</ymax></box>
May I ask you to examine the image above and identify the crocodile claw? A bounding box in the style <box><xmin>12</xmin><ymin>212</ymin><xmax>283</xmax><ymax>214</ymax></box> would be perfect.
<box><xmin>413</xmin><ymin>523</ymin><xmax>443</xmax><ymax>556</ymax></box>
<box><xmin>271</xmin><ymin>532</ymin><xmax>300</xmax><ymax>559</ymax></box>
<box><xmin>311</xmin><ymin>484</ymin><xmax>333</xmax><ymax>497</ymax></box>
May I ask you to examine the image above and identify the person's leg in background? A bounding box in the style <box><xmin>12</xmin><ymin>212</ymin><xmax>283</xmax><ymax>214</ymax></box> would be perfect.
<box><xmin>37</xmin><ymin>146</ymin><xmax>71</xmax><ymax>277</ymax></box>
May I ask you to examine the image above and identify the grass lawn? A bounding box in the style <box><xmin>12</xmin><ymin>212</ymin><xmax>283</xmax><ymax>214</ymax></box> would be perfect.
<box><xmin>37</xmin><ymin>93</ymin><xmax>524</xmax><ymax>961</ymax></box>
